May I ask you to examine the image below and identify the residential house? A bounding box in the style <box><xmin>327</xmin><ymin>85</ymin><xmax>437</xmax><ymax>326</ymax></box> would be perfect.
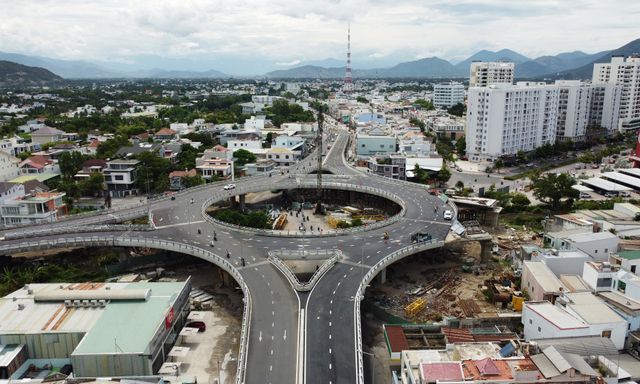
<box><xmin>598</xmin><ymin>291</ymin><xmax>640</xmax><ymax>335</ymax></box>
<box><xmin>85</xmin><ymin>139</ymin><xmax>100</xmax><ymax>155</ymax></box>
<box><xmin>610</xmin><ymin>250</ymin><xmax>640</xmax><ymax>275</ymax></box>
<box><xmin>522</xmin><ymin>261</ymin><xmax>567</xmax><ymax>303</ymax></box>
<box><xmin>154</xmin><ymin>128</ymin><xmax>177</xmax><ymax>142</ymax></box>
<box><xmin>582</xmin><ymin>261</ymin><xmax>618</xmax><ymax>292</ymax></box>
<box><xmin>18</xmin><ymin>155</ymin><xmax>57</xmax><ymax>175</ymax></box>
<box><xmin>523</xmin><ymin>292</ymin><xmax>627</xmax><ymax>349</ymax></box>
<box><xmin>0</xmin><ymin>191</ymin><xmax>67</xmax><ymax>226</ymax></box>
<box><xmin>356</xmin><ymin>131</ymin><xmax>396</xmax><ymax>157</ymax></box>
<box><xmin>266</xmin><ymin>148</ymin><xmax>300</xmax><ymax>166</ymax></box>
<box><xmin>244</xmin><ymin>116</ymin><xmax>265</xmax><ymax>133</ymax></box>
<box><xmin>30</xmin><ymin>126</ymin><xmax>65</xmax><ymax>145</ymax></box>
<box><xmin>0</xmin><ymin>151</ymin><xmax>20</xmax><ymax>182</ymax></box>
<box><xmin>228</xmin><ymin>139</ymin><xmax>263</xmax><ymax>153</ymax></box>
<box><xmin>168</xmin><ymin>169</ymin><xmax>197</xmax><ymax>191</ymax></box>
<box><xmin>196</xmin><ymin>157</ymin><xmax>232</xmax><ymax>180</ymax></box>
<box><xmin>103</xmin><ymin>160</ymin><xmax>139</xmax><ymax>197</ymax></box>
<box><xmin>543</xmin><ymin>230</ymin><xmax>618</xmax><ymax>259</ymax></box>
<box><xmin>246</xmin><ymin>160</ymin><xmax>276</xmax><ymax>176</ymax></box>
<box><xmin>115</xmin><ymin>143</ymin><xmax>161</xmax><ymax>159</ymax></box>
<box><xmin>0</xmin><ymin>182</ymin><xmax>25</xmax><ymax>204</ymax></box>
<box><xmin>272</xmin><ymin>135</ymin><xmax>305</xmax><ymax>153</ymax></box>
<box><xmin>202</xmin><ymin>145</ymin><xmax>233</xmax><ymax>161</ymax></box>
<box><xmin>74</xmin><ymin>159</ymin><xmax>107</xmax><ymax>181</ymax></box>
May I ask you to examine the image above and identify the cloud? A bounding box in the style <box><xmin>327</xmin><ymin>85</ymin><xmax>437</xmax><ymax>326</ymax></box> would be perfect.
<box><xmin>275</xmin><ymin>60</ymin><xmax>302</xmax><ymax>66</ymax></box>
<box><xmin>0</xmin><ymin>0</ymin><xmax>638</xmax><ymax>75</ymax></box>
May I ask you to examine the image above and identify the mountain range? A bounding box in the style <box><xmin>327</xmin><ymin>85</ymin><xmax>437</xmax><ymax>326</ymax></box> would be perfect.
<box><xmin>0</xmin><ymin>60</ymin><xmax>62</xmax><ymax>87</ymax></box>
<box><xmin>1</xmin><ymin>38</ymin><xmax>638</xmax><ymax>80</ymax></box>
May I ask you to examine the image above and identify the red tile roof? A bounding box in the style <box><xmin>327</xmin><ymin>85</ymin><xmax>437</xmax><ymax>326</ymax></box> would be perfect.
<box><xmin>156</xmin><ymin>128</ymin><xmax>176</xmax><ymax>136</ymax></box>
<box><xmin>420</xmin><ymin>362</ymin><xmax>464</xmax><ymax>383</ymax></box>
<box><xmin>476</xmin><ymin>357</ymin><xmax>500</xmax><ymax>376</ymax></box>
<box><xmin>169</xmin><ymin>169</ymin><xmax>197</xmax><ymax>178</ymax></box>
<box><xmin>384</xmin><ymin>325</ymin><xmax>409</xmax><ymax>353</ymax></box>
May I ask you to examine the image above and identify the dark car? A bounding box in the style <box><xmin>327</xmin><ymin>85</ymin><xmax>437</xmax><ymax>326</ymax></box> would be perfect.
<box><xmin>185</xmin><ymin>321</ymin><xmax>206</xmax><ymax>332</ymax></box>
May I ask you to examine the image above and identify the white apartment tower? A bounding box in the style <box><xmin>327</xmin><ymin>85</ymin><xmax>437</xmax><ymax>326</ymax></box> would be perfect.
<box><xmin>466</xmin><ymin>82</ymin><xmax>559</xmax><ymax>162</ymax></box>
<box><xmin>593</xmin><ymin>56</ymin><xmax>640</xmax><ymax>131</ymax></box>
<box><xmin>469</xmin><ymin>61</ymin><xmax>515</xmax><ymax>87</ymax></box>
<box><xmin>555</xmin><ymin>80</ymin><xmax>592</xmax><ymax>142</ymax></box>
<box><xmin>433</xmin><ymin>82</ymin><xmax>465</xmax><ymax>108</ymax></box>
<box><xmin>589</xmin><ymin>83</ymin><xmax>623</xmax><ymax>133</ymax></box>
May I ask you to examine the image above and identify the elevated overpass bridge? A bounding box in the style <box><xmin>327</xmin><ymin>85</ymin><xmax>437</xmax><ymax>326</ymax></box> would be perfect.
<box><xmin>0</xmin><ymin>129</ymin><xmax>453</xmax><ymax>384</ymax></box>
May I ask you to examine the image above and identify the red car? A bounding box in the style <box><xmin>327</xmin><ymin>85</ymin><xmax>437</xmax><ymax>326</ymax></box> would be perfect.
<box><xmin>185</xmin><ymin>321</ymin><xmax>206</xmax><ymax>332</ymax></box>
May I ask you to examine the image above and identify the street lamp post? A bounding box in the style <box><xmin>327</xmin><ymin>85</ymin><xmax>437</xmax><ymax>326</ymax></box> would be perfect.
<box><xmin>360</xmin><ymin>349</ymin><xmax>376</xmax><ymax>384</ymax></box>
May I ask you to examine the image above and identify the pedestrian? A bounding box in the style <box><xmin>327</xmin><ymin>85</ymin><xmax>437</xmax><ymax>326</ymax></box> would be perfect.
<box><xmin>197</xmin><ymin>228</ymin><xmax>201</xmax><ymax>235</ymax></box>
<box><xmin>226</xmin><ymin>250</ymin><xmax>230</xmax><ymax>259</ymax></box>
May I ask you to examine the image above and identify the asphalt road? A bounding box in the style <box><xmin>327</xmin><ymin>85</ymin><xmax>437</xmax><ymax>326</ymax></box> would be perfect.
<box><xmin>0</xmin><ymin>125</ymin><xmax>452</xmax><ymax>384</ymax></box>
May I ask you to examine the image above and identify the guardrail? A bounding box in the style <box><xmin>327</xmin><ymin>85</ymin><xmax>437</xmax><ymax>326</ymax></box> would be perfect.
<box><xmin>0</xmin><ymin>236</ymin><xmax>252</xmax><ymax>384</ymax></box>
<box><xmin>352</xmin><ymin>238</ymin><xmax>445</xmax><ymax>384</ymax></box>
<box><xmin>267</xmin><ymin>250</ymin><xmax>339</xmax><ymax>291</ymax></box>
<box><xmin>200</xmin><ymin>179</ymin><xmax>407</xmax><ymax>238</ymax></box>
<box><xmin>1</xmin><ymin>224</ymin><xmax>153</xmax><ymax>240</ymax></box>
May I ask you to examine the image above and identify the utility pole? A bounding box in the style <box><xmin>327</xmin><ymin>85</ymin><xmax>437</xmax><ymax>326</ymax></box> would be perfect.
<box><xmin>315</xmin><ymin>105</ymin><xmax>324</xmax><ymax>214</ymax></box>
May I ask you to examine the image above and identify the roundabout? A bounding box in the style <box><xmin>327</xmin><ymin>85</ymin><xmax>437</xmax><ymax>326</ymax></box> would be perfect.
<box><xmin>0</xmin><ymin>129</ymin><xmax>453</xmax><ymax>384</ymax></box>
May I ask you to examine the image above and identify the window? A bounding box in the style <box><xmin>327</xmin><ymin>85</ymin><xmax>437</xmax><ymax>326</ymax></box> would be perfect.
<box><xmin>601</xmin><ymin>330</ymin><xmax>612</xmax><ymax>338</ymax></box>
<box><xmin>537</xmin><ymin>326</ymin><xmax>541</xmax><ymax>332</ymax></box>
<box><xmin>529</xmin><ymin>319</ymin><xmax>532</xmax><ymax>324</ymax></box>
<box><xmin>115</xmin><ymin>175</ymin><xmax>124</xmax><ymax>181</ymax></box>
<box><xmin>631</xmin><ymin>265</ymin><xmax>636</xmax><ymax>273</ymax></box>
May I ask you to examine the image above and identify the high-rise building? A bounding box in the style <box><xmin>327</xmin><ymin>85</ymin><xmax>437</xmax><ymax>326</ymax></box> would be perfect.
<box><xmin>466</xmin><ymin>82</ymin><xmax>559</xmax><ymax>162</ymax></box>
<box><xmin>589</xmin><ymin>83</ymin><xmax>622</xmax><ymax>133</ymax></box>
<box><xmin>433</xmin><ymin>82</ymin><xmax>465</xmax><ymax>108</ymax></box>
<box><xmin>593</xmin><ymin>56</ymin><xmax>640</xmax><ymax>131</ymax></box>
<box><xmin>469</xmin><ymin>61</ymin><xmax>515</xmax><ymax>88</ymax></box>
<box><xmin>554</xmin><ymin>80</ymin><xmax>592</xmax><ymax>142</ymax></box>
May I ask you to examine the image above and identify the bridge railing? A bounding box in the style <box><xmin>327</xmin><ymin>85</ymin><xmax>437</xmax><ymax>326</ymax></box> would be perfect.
<box><xmin>267</xmin><ymin>250</ymin><xmax>339</xmax><ymax>292</ymax></box>
<box><xmin>353</xmin><ymin>238</ymin><xmax>445</xmax><ymax>384</ymax></box>
<box><xmin>1</xmin><ymin>224</ymin><xmax>153</xmax><ymax>240</ymax></box>
<box><xmin>0</xmin><ymin>236</ymin><xmax>252</xmax><ymax>384</ymax></box>
<box><xmin>201</xmin><ymin>180</ymin><xmax>407</xmax><ymax>238</ymax></box>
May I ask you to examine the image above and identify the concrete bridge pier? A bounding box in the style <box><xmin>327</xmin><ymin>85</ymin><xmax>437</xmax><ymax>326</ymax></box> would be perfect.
<box><xmin>377</xmin><ymin>267</ymin><xmax>387</xmax><ymax>284</ymax></box>
<box><xmin>239</xmin><ymin>194</ymin><xmax>246</xmax><ymax>211</ymax></box>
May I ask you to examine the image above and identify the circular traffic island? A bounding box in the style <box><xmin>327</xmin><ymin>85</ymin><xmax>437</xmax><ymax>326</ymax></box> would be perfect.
<box><xmin>205</xmin><ymin>186</ymin><xmax>404</xmax><ymax>236</ymax></box>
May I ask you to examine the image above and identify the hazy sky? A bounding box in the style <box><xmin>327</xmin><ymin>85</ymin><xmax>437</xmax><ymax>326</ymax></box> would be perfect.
<box><xmin>1</xmin><ymin>0</ymin><xmax>638</xmax><ymax>74</ymax></box>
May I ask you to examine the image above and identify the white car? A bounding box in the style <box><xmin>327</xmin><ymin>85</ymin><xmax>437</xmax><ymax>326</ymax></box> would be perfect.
<box><xmin>223</xmin><ymin>184</ymin><xmax>236</xmax><ymax>190</ymax></box>
<box><xmin>443</xmin><ymin>210</ymin><xmax>453</xmax><ymax>220</ymax></box>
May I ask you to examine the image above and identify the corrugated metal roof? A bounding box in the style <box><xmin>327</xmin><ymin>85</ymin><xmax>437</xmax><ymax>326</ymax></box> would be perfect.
<box><xmin>533</xmin><ymin>337</ymin><xmax>618</xmax><ymax>356</ymax></box>
<box><xmin>543</xmin><ymin>346</ymin><xmax>572</xmax><ymax>373</ymax></box>
<box><xmin>531</xmin><ymin>354</ymin><xmax>560</xmax><ymax>378</ymax></box>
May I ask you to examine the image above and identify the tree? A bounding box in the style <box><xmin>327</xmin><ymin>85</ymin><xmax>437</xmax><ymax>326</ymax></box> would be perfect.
<box><xmin>414</xmin><ymin>99</ymin><xmax>434</xmax><ymax>110</ymax></box>
<box><xmin>455</xmin><ymin>180</ymin><xmax>464</xmax><ymax>191</ymax></box>
<box><xmin>409</xmin><ymin>117</ymin><xmax>426</xmax><ymax>131</ymax></box>
<box><xmin>176</xmin><ymin>144</ymin><xmax>200</xmax><ymax>170</ymax></box>
<box><xmin>532</xmin><ymin>173</ymin><xmax>578</xmax><ymax>210</ymax></box>
<box><xmin>135</xmin><ymin>151</ymin><xmax>173</xmax><ymax>193</ymax></box>
<box><xmin>78</xmin><ymin>172</ymin><xmax>105</xmax><ymax>197</ymax></box>
<box><xmin>183</xmin><ymin>175</ymin><xmax>204</xmax><ymax>188</ymax></box>
<box><xmin>494</xmin><ymin>158</ymin><xmax>504</xmax><ymax>174</ymax></box>
<box><xmin>455</xmin><ymin>136</ymin><xmax>466</xmax><ymax>156</ymax></box>
<box><xmin>437</xmin><ymin>165</ymin><xmax>452</xmax><ymax>184</ymax></box>
<box><xmin>447</xmin><ymin>102</ymin><xmax>466</xmax><ymax>117</ymax></box>
<box><xmin>413</xmin><ymin>164</ymin><xmax>428</xmax><ymax>183</ymax></box>
<box><xmin>516</xmin><ymin>150</ymin><xmax>527</xmax><ymax>164</ymax></box>
<box><xmin>510</xmin><ymin>192</ymin><xmax>531</xmax><ymax>209</ymax></box>
<box><xmin>58</xmin><ymin>151</ymin><xmax>85</xmax><ymax>179</ymax></box>
<box><xmin>356</xmin><ymin>96</ymin><xmax>369</xmax><ymax>103</ymax></box>
<box><xmin>233</xmin><ymin>149</ymin><xmax>256</xmax><ymax>166</ymax></box>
